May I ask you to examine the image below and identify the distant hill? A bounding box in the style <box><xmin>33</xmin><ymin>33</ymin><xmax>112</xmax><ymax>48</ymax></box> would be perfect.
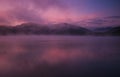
<box><xmin>0</xmin><ymin>23</ymin><xmax>120</xmax><ymax>36</ymax></box>
<box><xmin>48</xmin><ymin>23</ymin><xmax>92</xmax><ymax>35</ymax></box>
<box><xmin>0</xmin><ymin>26</ymin><xmax>13</xmax><ymax>35</ymax></box>
<box><xmin>106</xmin><ymin>26</ymin><xmax>120</xmax><ymax>35</ymax></box>
<box><xmin>0</xmin><ymin>23</ymin><xmax>92</xmax><ymax>35</ymax></box>
<box><xmin>93</xmin><ymin>27</ymin><xmax>113</xmax><ymax>32</ymax></box>
<box><xmin>92</xmin><ymin>26</ymin><xmax>120</xmax><ymax>36</ymax></box>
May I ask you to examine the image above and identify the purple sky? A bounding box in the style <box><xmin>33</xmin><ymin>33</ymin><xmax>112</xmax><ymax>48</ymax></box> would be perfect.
<box><xmin>0</xmin><ymin>0</ymin><xmax>120</xmax><ymax>27</ymax></box>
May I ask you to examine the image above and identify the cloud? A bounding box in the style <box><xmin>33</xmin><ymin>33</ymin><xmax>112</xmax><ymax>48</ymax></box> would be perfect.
<box><xmin>105</xmin><ymin>16</ymin><xmax>120</xmax><ymax>19</ymax></box>
<box><xmin>9</xmin><ymin>7</ymin><xmax>44</xmax><ymax>24</ymax></box>
<box><xmin>0</xmin><ymin>0</ymin><xmax>73</xmax><ymax>25</ymax></box>
<box><xmin>0</xmin><ymin>18</ymin><xmax>9</xmax><ymax>25</ymax></box>
<box><xmin>0</xmin><ymin>0</ymin><xmax>120</xmax><ymax>26</ymax></box>
<box><xmin>77</xmin><ymin>16</ymin><xmax>120</xmax><ymax>28</ymax></box>
<box><xmin>86</xmin><ymin>19</ymin><xmax>107</xmax><ymax>25</ymax></box>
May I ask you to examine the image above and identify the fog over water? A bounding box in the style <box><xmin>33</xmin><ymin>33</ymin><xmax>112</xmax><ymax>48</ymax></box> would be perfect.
<box><xmin>0</xmin><ymin>36</ymin><xmax>120</xmax><ymax>77</ymax></box>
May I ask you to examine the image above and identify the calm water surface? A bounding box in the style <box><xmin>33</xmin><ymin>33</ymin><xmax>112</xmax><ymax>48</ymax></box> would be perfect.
<box><xmin>0</xmin><ymin>36</ymin><xmax>120</xmax><ymax>77</ymax></box>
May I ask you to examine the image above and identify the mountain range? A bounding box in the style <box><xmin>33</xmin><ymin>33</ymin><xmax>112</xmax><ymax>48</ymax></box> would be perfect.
<box><xmin>0</xmin><ymin>23</ymin><xmax>120</xmax><ymax>36</ymax></box>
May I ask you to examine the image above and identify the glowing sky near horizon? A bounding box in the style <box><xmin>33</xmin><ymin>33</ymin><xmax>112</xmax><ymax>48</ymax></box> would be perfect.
<box><xmin>0</xmin><ymin>0</ymin><xmax>120</xmax><ymax>26</ymax></box>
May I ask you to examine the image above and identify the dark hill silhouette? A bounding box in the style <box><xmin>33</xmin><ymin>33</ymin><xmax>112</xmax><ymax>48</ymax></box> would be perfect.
<box><xmin>0</xmin><ymin>23</ymin><xmax>92</xmax><ymax>35</ymax></box>
<box><xmin>49</xmin><ymin>23</ymin><xmax>92</xmax><ymax>35</ymax></box>
<box><xmin>0</xmin><ymin>23</ymin><xmax>120</xmax><ymax>36</ymax></box>
<box><xmin>0</xmin><ymin>26</ymin><xmax>13</xmax><ymax>35</ymax></box>
<box><xmin>106</xmin><ymin>26</ymin><xmax>120</xmax><ymax>35</ymax></box>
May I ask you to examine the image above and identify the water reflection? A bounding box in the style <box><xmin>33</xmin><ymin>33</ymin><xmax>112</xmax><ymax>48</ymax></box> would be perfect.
<box><xmin>0</xmin><ymin>36</ymin><xmax>120</xmax><ymax>77</ymax></box>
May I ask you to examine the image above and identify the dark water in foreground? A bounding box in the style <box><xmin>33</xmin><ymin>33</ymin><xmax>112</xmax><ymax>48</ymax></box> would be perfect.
<box><xmin>0</xmin><ymin>36</ymin><xmax>120</xmax><ymax>77</ymax></box>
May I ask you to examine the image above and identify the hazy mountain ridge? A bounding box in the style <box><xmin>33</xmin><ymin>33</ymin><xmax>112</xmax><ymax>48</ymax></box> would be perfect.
<box><xmin>0</xmin><ymin>23</ymin><xmax>120</xmax><ymax>36</ymax></box>
<box><xmin>105</xmin><ymin>26</ymin><xmax>120</xmax><ymax>35</ymax></box>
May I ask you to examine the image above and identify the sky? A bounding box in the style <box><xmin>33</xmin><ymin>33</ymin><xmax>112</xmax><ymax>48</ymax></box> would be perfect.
<box><xmin>0</xmin><ymin>0</ymin><xmax>120</xmax><ymax>26</ymax></box>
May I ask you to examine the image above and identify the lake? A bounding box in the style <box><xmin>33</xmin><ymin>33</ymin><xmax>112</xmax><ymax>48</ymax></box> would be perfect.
<box><xmin>0</xmin><ymin>36</ymin><xmax>120</xmax><ymax>77</ymax></box>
